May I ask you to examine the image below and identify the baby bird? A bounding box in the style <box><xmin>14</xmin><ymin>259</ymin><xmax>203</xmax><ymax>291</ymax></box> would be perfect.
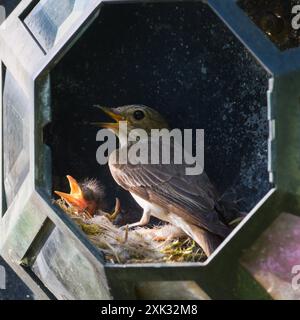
<box><xmin>55</xmin><ymin>175</ymin><xmax>120</xmax><ymax>220</ymax></box>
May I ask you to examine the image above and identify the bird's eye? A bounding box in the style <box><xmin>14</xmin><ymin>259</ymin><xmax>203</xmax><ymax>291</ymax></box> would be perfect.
<box><xmin>133</xmin><ymin>110</ymin><xmax>145</xmax><ymax>120</ymax></box>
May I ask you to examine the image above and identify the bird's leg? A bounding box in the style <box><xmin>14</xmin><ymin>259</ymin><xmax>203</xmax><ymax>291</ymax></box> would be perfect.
<box><xmin>126</xmin><ymin>208</ymin><xmax>151</xmax><ymax>229</ymax></box>
<box><xmin>104</xmin><ymin>198</ymin><xmax>121</xmax><ymax>221</ymax></box>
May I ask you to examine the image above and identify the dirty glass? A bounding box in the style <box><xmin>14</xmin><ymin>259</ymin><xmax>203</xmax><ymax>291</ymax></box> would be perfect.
<box><xmin>241</xmin><ymin>213</ymin><xmax>300</xmax><ymax>299</ymax></box>
<box><xmin>32</xmin><ymin>227</ymin><xmax>110</xmax><ymax>299</ymax></box>
<box><xmin>23</xmin><ymin>0</ymin><xmax>90</xmax><ymax>52</ymax></box>
<box><xmin>3</xmin><ymin>68</ymin><xmax>30</xmax><ymax>207</ymax></box>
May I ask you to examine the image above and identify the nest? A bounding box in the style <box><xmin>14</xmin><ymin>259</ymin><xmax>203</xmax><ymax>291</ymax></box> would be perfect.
<box><xmin>55</xmin><ymin>199</ymin><xmax>206</xmax><ymax>264</ymax></box>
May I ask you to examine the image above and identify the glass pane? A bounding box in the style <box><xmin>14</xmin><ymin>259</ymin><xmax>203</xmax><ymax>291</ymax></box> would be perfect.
<box><xmin>241</xmin><ymin>213</ymin><xmax>300</xmax><ymax>300</ymax></box>
<box><xmin>23</xmin><ymin>0</ymin><xmax>91</xmax><ymax>52</ymax></box>
<box><xmin>3</xmin><ymin>68</ymin><xmax>30</xmax><ymax>207</ymax></box>
<box><xmin>32</xmin><ymin>227</ymin><xmax>110</xmax><ymax>299</ymax></box>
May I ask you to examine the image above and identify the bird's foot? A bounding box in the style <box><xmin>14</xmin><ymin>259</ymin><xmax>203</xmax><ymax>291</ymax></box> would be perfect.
<box><xmin>104</xmin><ymin>198</ymin><xmax>121</xmax><ymax>221</ymax></box>
<box><xmin>121</xmin><ymin>210</ymin><xmax>151</xmax><ymax>230</ymax></box>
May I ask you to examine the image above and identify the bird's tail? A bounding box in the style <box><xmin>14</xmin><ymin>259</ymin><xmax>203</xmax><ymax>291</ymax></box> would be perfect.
<box><xmin>188</xmin><ymin>224</ymin><xmax>222</xmax><ymax>257</ymax></box>
<box><xmin>218</xmin><ymin>199</ymin><xmax>246</xmax><ymax>226</ymax></box>
<box><xmin>191</xmin><ymin>188</ymin><xmax>246</xmax><ymax>257</ymax></box>
<box><xmin>216</xmin><ymin>187</ymin><xmax>247</xmax><ymax>228</ymax></box>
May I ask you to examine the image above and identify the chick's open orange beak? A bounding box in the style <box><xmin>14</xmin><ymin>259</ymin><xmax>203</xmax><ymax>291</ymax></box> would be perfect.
<box><xmin>92</xmin><ymin>106</ymin><xmax>124</xmax><ymax>129</ymax></box>
<box><xmin>55</xmin><ymin>175</ymin><xmax>88</xmax><ymax>212</ymax></box>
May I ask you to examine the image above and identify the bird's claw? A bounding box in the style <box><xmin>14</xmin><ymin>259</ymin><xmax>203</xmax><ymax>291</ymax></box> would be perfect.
<box><xmin>104</xmin><ymin>198</ymin><xmax>121</xmax><ymax>221</ymax></box>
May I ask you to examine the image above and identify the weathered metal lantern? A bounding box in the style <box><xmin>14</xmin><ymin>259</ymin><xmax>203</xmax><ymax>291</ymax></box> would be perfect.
<box><xmin>1</xmin><ymin>0</ymin><xmax>300</xmax><ymax>300</ymax></box>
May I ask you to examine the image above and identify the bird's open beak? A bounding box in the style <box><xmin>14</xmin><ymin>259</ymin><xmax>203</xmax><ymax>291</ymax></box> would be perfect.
<box><xmin>92</xmin><ymin>106</ymin><xmax>124</xmax><ymax>129</ymax></box>
<box><xmin>55</xmin><ymin>175</ymin><xmax>88</xmax><ymax>212</ymax></box>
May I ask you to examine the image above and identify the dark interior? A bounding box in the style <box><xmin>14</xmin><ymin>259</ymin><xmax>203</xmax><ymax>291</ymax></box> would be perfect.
<box><xmin>44</xmin><ymin>2</ymin><xmax>271</xmax><ymax>225</ymax></box>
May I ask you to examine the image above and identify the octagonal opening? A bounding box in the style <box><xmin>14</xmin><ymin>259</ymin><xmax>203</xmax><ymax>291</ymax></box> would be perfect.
<box><xmin>37</xmin><ymin>2</ymin><xmax>272</xmax><ymax>263</ymax></box>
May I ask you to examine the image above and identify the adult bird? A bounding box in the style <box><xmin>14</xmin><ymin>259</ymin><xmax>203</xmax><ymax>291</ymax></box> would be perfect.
<box><xmin>94</xmin><ymin>105</ymin><xmax>242</xmax><ymax>256</ymax></box>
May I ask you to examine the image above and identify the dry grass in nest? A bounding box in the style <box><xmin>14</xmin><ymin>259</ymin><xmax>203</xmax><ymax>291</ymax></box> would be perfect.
<box><xmin>55</xmin><ymin>199</ymin><xmax>207</xmax><ymax>264</ymax></box>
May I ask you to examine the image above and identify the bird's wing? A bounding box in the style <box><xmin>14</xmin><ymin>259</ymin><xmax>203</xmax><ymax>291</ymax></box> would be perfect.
<box><xmin>110</xmin><ymin>142</ymin><xmax>230</xmax><ymax>238</ymax></box>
